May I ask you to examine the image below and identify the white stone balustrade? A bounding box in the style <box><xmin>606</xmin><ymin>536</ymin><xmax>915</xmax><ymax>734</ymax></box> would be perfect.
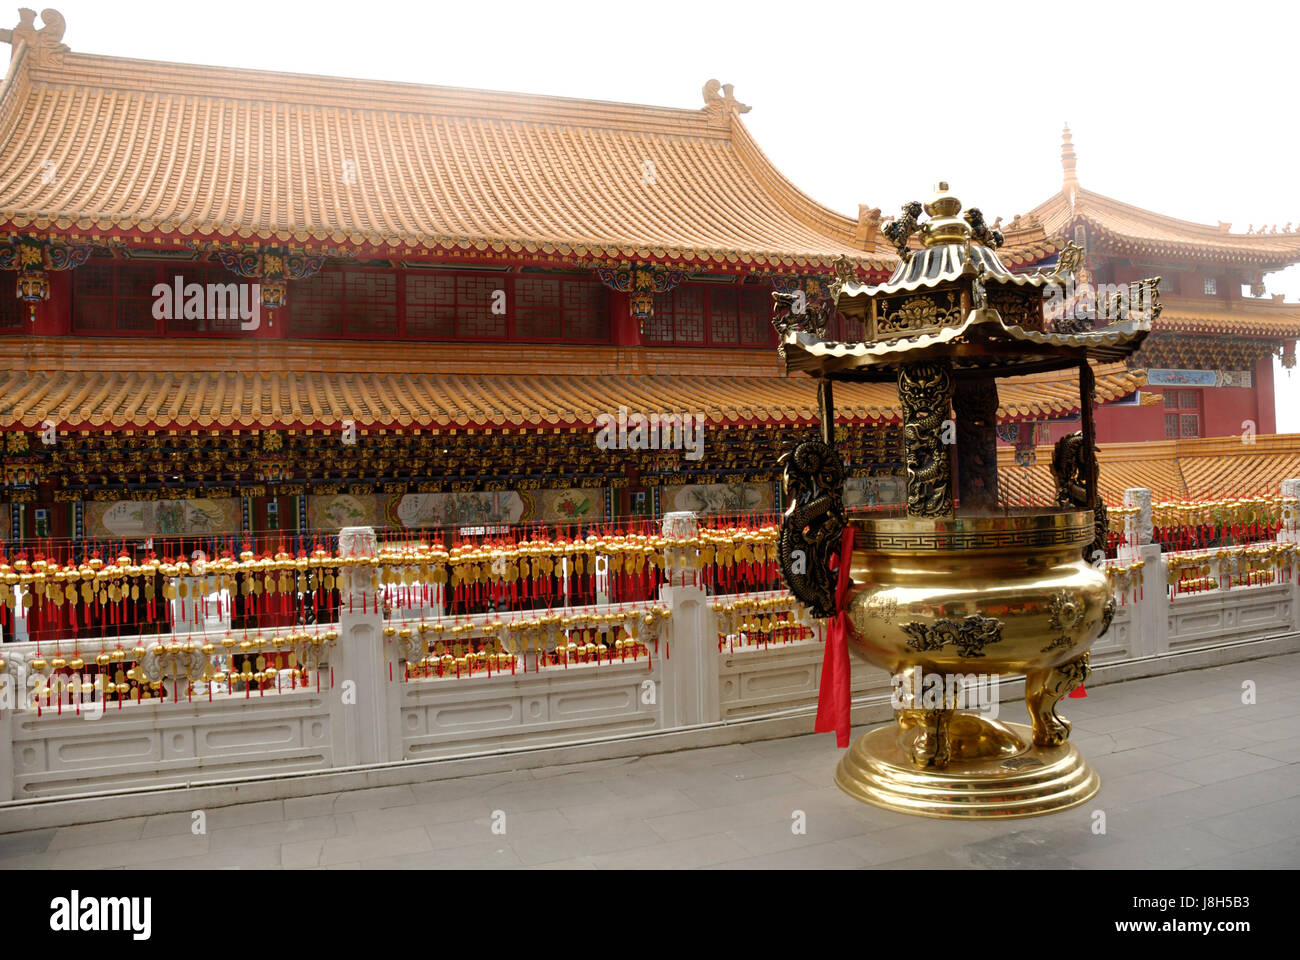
<box><xmin>2</xmin><ymin>492</ymin><xmax>1299</xmax><ymax>805</ymax></box>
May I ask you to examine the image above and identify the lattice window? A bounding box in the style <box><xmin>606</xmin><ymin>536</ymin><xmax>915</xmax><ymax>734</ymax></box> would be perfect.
<box><xmin>290</xmin><ymin>272</ymin><xmax>344</xmax><ymax>336</ymax></box>
<box><xmin>740</xmin><ymin>288</ymin><xmax>773</xmax><ymax>346</ymax></box>
<box><xmin>645</xmin><ymin>284</ymin><xmax>707</xmax><ymax>344</ymax></box>
<box><xmin>561</xmin><ymin>279</ymin><xmax>608</xmax><ymax>341</ymax></box>
<box><xmin>408</xmin><ymin>273</ymin><xmax>604</xmax><ymax>342</ymax></box>
<box><xmin>405</xmin><ymin>273</ymin><xmax>455</xmax><ymax>338</ymax></box>
<box><xmin>516</xmin><ymin>277</ymin><xmax>563</xmax><ymax>340</ymax></box>
<box><xmin>1164</xmin><ymin>413</ymin><xmax>1180</xmax><ymax>439</ymax></box>
<box><xmin>289</xmin><ymin>270</ymin><xmax>398</xmax><ymax>338</ymax></box>
<box><xmin>646</xmin><ymin>283</ymin><xmax>777</xmax><ymax>347</ymax></box>
<box><xmin>710</xmin><ymin>288</ymin><xmax>740</xmax><ymax>343</ymax></box>
<box><xmin>1180</xmin><ymin>414</ymin><xmax>1200</xmax><ymax>438</ymax></box>
<box><xmin>456</xmin><ymin>275</ymin><xmax>507</xmax><ymax>339</ymax></box>
<box><xmin>161</xmin><ymin>264</ymin><xmax>247</xmax><ymax>333</ymax></box>
<box><xmin>118</xmin><ymin>264</ymin><xmax>159</xmax><ymax>301</ymax></box>
<box><xmin>1163</xmin><ymin>388</ymin><xmax>1201</xmax><ymax>411</ymax></box>
<box><xmin>346</xmin><ymin>272</ymin><xmax>398</xmax><ymax>335</ymax></box>
<box><xmin>72</xmin><ymin>262</ymin><xmax>116</xmax><ymax>331</ymax></box>
<box><xmin>644</xmin><ymin>294</ymin><xmax>674</xmax><ymax>342</ymax></box>
<box><xmin>1204</xmin><ymin>277</ymin><xmax>1217</xmax><ymax>295</ymax></box>
<box><xmin>71</xmin><ymin>260</ymin><xmax>240</xmax><ymax>334</ymax></box>
<box><xmin>671</xmin><ymin>286</ymin><xmax>706</xmax><ymax>342</ymax></box>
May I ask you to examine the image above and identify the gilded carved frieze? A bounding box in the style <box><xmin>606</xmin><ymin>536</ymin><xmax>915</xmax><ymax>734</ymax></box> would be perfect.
<box><xmin>876</xmin><ymin>290</ymin><xmax>962</xmax><ymax>338</ymax></box>
<box><xmin>898</xmin><ymin>361</ymin><xmax>954</xmax><ymax>518</ymax></box>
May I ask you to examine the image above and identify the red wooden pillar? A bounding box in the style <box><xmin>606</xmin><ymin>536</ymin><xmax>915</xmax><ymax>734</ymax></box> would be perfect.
<box><xmin>1254</xmin><ymin>354</ymin><xmax>1278</xmax><ymax>436</ymax></box>
<box><xmin>29</xmin><ymin>270</ymin><xmax>72</xmax><ymax>334</ymax></box>
<box><xmin>609</xmin><ymin>291</ymin><xmax>640</xmax><ymax>346</ymax></box>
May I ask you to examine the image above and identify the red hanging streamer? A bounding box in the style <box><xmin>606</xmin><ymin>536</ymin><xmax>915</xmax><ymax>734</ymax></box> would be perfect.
<box><xmin>814</xmin><ymin>526</ymin><xmax>857</xmax><ymax>748</ymax></box>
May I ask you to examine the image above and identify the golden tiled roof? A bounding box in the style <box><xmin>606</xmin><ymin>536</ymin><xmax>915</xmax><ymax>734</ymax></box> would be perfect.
<box><xmin>1029</xmin><ymin>189</ymin><xmax>1300</xmax><ymax>268</ymax></box>
<box><xmin>1</xmin><ymin>338</ymin><xmax>1140</xmax><ymax>431</ymax></box>
<box><xmin>0</xmin><ymin>26</ymin><xmax>1053</xmax><ymax>274</ymax></box>
<box><xmin>1026</xmin><ymin>128</ymin><xmax>1300</xmax><ymax>270</ymax></box>
<box><xmin>1155</xmin><ymin>296</ymin><xmax>1300</xmax><ymax>338</ymax></box>
<box><xmin>998</xmin><ymin>434</ymin><xmax>1300</xmax><ymax>504</ymax></box>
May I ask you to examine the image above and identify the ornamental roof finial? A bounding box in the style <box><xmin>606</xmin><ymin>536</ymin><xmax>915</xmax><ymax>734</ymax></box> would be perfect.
<box><xmin>1062</xmin><ymin>123</ymin><xmax>1079</xmax><ymax>190</ymax></box>
<box><xmin>0</xmin><ymin>8</ymin><xmax>69</xmax><ymax>65</ymax></box>
<box><xmin>702</xmin><ymin>79</ymin><xmax>751</xmax><ymax>127</ymax></box>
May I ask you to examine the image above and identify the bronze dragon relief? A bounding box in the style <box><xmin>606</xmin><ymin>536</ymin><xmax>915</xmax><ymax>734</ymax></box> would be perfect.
<box><xmin>772</xmin><ymin>288</ymin><xmax>831</xmax><ymax>338</ymax></box>
<box><xmin>1051</xmin><ymin>430</ymin><xmax>1108</xmax><ymax>564</ymax></box>
<box><xmin>898</xmin><ymin>362</ymin><xmax>954</xmax><ymax>518</ymax></box>
<box><xmin>777</xmin><ymin>439</ymin><xmax>846</xmax><ymax>620</ymax></box>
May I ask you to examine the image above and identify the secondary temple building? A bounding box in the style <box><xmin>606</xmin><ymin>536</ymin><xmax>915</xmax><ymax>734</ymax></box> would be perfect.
<box><xmin>1</xmin><ymin>9</ymin><xmax>1298</xmax><ymax>543</ymax></box>
<box><xmin>1019</xmin><ymin>125</ymin><xmax>1300</xmax><ymax>447</ymax></box>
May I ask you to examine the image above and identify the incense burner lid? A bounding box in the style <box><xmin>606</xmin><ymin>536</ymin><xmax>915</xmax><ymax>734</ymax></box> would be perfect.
<box><xmin>776</xmin><ymin>181</ymin><xmax>1156</xmax><ymax>380</ymax></box>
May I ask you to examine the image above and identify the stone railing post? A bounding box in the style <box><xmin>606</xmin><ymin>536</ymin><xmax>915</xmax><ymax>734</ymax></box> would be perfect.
<box><xmin>658</xmin><ymin>511</ymin><xmax>719</xmax><ymax>727</ymax></box>
<box><xmin>1119</xmin><ymin>488</ymin><xmax>1165</xmax><ymax>656</ymax></box>
<box><xmin>1279</xmin><ymin>479</ymin><xmax>1300</xmax><ymax>634</ymax></box>
<box><xmin>0</xmin><ymin>688</ymin><xmax>12</xmax><ymax>801</ymax></box>
<box><xmin>1280</xmin><ymin>478</ymin><xmax>1300</xmax><ymax>545</ymax></box>
<box><xmin>1136</xmin><ymin>539</ymin><xmax>1168</xmax><ymax>657</ymax></box>
<box><xmin>331</xmin><ymin>526</ymin><xmax>394</xmax><ymax>766</ymax></box>
<box><xmin>1121</xmin><ymin>487</ymin><xmax>1151</xmax><ymax>560</ymax></box>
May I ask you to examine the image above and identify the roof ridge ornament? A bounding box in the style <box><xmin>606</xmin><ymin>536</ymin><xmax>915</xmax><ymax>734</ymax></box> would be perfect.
<box><xmin>702</xmin><ymin>79</ymin><xmax>751</xmax><ymax>127</ymax></box>
<box><xmin>855</xmin><ymin>205</ymin><xmax>881</xmax><ymax>252</ymax></box>
<box><xmin>0</xmin><ymin>7</ymin><xmax>68</xmax><ymax>65</ymax></box>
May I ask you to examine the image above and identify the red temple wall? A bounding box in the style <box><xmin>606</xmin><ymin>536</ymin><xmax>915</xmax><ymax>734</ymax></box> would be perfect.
<box><xmin>1092</xmin><ymin>403</ymin><xmax>1165</xmax><ymax>443</ymax></box>
<box><xmin>1201</xmin><ymin>386</ymin><xmax>1264</xmax><ymax>440</ymax></box>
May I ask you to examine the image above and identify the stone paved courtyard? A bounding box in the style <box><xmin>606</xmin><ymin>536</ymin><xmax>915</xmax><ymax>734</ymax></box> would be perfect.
<box><xmin>2</xmin><ymin>653</ymin><xmax>1299</xmax><ymax>870</ymax></box>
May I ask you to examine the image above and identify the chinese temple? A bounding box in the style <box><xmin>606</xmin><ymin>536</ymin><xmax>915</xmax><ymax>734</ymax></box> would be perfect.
<box><xmin>0</xmin><ymin>8</ymin><xmax>1296</xmax><ymax>548</ymax></box>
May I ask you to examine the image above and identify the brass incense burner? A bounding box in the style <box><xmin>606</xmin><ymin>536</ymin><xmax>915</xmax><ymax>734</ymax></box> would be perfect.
<box><xmin>775</xmin><ymin>183</ymin><xmax>1157</xmax><ymax>818</ymax></box>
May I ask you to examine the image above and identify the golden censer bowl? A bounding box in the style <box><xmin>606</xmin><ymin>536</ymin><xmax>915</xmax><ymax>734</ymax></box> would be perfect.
<box><xmin>837</xmin><ymin>507</ymin><xmax>1113</xmax><ymax>818</ymax></box>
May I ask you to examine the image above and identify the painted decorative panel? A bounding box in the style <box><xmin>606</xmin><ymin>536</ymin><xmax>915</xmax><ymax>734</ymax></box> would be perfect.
<box><xmin>307</xmin><ymin>493</ymin><xmax>383</xmax><ymax>531</ymax></box>
<box><xmin>84</xmin><ymin>498</ymin><xmax>240</xmax><ymax>537</ymax></box>
<box><xmin>660</xmin><ymin>481</ymin><xmax>773</xmax><ymax>516</ymax></box>
<box><xmin>844</xmin><ymin>477</ymin><xmax>904</xmax><ymax>510</ymax></box>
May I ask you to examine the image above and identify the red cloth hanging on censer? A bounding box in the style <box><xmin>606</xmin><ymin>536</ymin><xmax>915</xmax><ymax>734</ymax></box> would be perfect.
<box><xmin>814</xmin><ymin>526</ymin><xmax>857</xmax><ymax>748</ymax></box>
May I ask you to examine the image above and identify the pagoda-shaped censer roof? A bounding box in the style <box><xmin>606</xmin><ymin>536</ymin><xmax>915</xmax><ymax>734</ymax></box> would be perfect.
<box><xmin>779</xmin><ymin>182</ymin><xmax>1156</xmax><ymax>382</ymax></box>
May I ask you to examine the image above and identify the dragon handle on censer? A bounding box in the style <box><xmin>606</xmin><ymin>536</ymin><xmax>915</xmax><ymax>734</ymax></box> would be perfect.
<box><xmin>772</xmin><ymin>181</ymin><xmax>1156</xmax><ymax>818</ymax></box>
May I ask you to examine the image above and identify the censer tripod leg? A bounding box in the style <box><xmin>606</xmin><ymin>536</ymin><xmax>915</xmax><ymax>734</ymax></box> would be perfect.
<box><xmin>914</xmin><ymin>708</ymin><xmax>954</xmax><ymax>768</ymax></box>
<box><xmin>1025</xmin><ymin>651</ymin><xmax>1091</xmax><ymax>747</ymax></box>
<box><xmin>893</xmin><ymin>665</ymin><xmax>955</xmax><ymax>769</ymax></box>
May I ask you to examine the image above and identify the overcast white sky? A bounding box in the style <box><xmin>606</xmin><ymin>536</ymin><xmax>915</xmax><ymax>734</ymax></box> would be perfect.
<box><xmin>36</xmin><ymin>0</ymin><xmax>1300</xmax><ymax>429</ymax></box>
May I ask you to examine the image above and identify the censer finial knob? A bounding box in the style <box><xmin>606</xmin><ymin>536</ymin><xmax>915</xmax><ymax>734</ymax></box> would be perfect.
<box><xmin>921</xmin><ymin>181</ymin><xmax>968</xmax><ymax>246</ymax></box>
